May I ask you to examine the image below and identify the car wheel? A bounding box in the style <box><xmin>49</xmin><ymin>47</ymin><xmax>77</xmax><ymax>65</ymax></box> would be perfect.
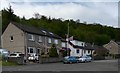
<box><xmin>84</xmin><ymin>60</ymin><xmax>87</xmax><ymax>63</ymax></box>
<box><xmin>70</xmin><ymin>61</ymin><xmax>72</xmax><ymax>64</ymax></box>
<box><xmin>77</xmin><ymin>61</ymin><xmax>79</xmax><ymax>63</ymax></box>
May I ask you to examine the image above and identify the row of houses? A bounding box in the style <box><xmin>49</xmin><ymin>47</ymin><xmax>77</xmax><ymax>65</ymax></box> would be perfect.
<box><xmin>1</xmin><ymin>22</ymin><xmax>120</xmax><ymax>58</ymax></box>
<box><xmin>1</xmin><ymin>22</ymin><xmax>95</xmax><ymax>58</ymax></box>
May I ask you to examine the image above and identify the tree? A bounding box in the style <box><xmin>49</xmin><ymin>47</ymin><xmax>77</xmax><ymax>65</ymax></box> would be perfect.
<box><xmin>34</xmin><ymin>13</ymin><xmax>41</xmax><ymax>19</ymax></box>
<box><xmin>49</xmin><ymin>44</ymin><xmax>58</xmax><ymax>57</ymax></box>
<box><xmin>2</xmin><ymin>5</ymin><xmax>20</xmax><ymax>32</ymax></box>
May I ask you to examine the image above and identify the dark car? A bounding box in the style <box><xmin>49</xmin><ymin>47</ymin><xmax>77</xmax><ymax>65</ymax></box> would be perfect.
<box><xmin>63</xmin><ymin>56</ymin><xmax>79</xmax><ymax>64</ymax></box>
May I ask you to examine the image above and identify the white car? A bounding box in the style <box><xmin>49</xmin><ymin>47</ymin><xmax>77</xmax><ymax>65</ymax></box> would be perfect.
<box><xmin>8</xmin><ymin>52</ymin><xmax>24</xmax><ymax>57</ymax></box>
<box><xmin>28</xmin><ymin>53</ymin><xmax>39</xmax><ymax>61</ymax></box>
<box><xmin>78</xmin><ymin>55</ymin><xmax>92</xmax><ymax>63</ymax></box>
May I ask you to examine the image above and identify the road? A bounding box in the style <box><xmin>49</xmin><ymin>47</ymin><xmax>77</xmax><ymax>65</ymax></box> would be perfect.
<box><xmin>2</xmin><ymin>59</ymin><xmax>118</xmax><ymax>71</ymax></box>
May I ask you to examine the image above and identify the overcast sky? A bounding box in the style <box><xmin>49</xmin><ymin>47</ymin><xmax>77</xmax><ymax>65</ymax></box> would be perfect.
<box><xmin>1</xmin><ymin>0</ymin><xmax>120</xmax><ymax>28</ymax></box>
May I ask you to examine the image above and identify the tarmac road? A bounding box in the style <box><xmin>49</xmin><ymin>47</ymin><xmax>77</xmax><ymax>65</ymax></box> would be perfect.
<box><xmin>2</xmin><ymin>59</ymin><xmax>118</xmax><ymax>71</ymax></box>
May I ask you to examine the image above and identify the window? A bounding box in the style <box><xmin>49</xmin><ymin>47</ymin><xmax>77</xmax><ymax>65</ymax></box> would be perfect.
<box><xmin>48</xmin><ymin>38</ymin><xmax>52</xmax><ymax>43</ymax></box>
<box><xmin>76</xmin><ymin>49</ymin><xmax>79</xmax><ymax>54</ymax></box>
<box><xmin>82</xmin><ymin>43</ymin><xmax>84</xmax><ymax>46</ymax></box>
<box><xmin>62</xmin><ymin>42</ymin><xmax>65</xmax><ymax>47</ymax></box>
<box><xmin>10</xmin><ymin>36</ymin><xmax>14</xmax><ymax>41</ymax></box>
<box><xmin>88</xmin><ymin>50</ymin><xmax>90</xmax><ymax>53</ymax></box>
<box><xmin>49</xmin><ymin>32</ymin><xmax>54</xmax><ymax>35</ymax></box>
<box><xmin>37</xmin><ymin>48</ymin><xmax>40</xmax><ymax>54</ymax></box>
<box><xmin>27</xmin><ymin>47</ymin><xmax>35</xmax><ymax>53</ymax></box>
<box><xmin>84</xmin><ymin>50</ymin><xmax>86</xmax><ymax>53</ymax></box>
<box><xmin>28</xmin><ymin>34</ymin><xmax>34</xmax><ymax>41</ymax></box>
<box><xmin>41</xmin><ymin>30</ymin><xmax>46</xmax><ymax>34</ymax></box>
<box><xmin>38</xmin><ymin>36</ymin><xmax>42</xmax><ymax>42</ymax></box>
<box><xmin>54</xmin><ymin>39</ymin><xmax>58</xmax><ymax>44</ymax></box>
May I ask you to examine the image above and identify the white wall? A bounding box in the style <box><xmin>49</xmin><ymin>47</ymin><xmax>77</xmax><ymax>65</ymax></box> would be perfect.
<box><xmin>69</xmin><ymin>44</ymin><xmax>82</xmax><ymax>57</ymax></box>
<box><xmin>83</xmin><ymin>50</ymin><xmax>94</xmax><ymax>56</ymax></box>
<box><xmin>68</xmin><ymin>40</ymin><xmax>94</xmax><ymax>57</ymax></box>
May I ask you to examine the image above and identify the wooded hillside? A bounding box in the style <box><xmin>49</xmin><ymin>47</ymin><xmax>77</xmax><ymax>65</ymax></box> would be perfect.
<box><xmin>1</xmin><ymin>6</ymin><xmax>120</xmax><ymax>46</ymax></box>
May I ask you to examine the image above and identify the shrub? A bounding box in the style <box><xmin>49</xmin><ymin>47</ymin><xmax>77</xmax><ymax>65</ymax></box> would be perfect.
<box><xmin>49</xmin><ymin>44</ymin><xmax>58</xmax><ymax>57</ymax></box>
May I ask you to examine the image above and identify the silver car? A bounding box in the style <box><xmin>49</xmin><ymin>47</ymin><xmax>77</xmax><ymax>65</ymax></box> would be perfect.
<box><xmin>78</xmin><ymin>55</ymin><xmax>92</xmax><ymax>63</ymax></box>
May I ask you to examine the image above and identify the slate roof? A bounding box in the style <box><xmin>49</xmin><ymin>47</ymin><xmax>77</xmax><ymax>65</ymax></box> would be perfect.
<box><xmin>69</xmin><ymin>41</ymin><xmax>84</xmax><ymax>49</ymax></box>
<box><xmin>69</xmin><ymin>41</ymin><xmax>95</xmax><ymax>50</ymax></box>
<box><xmin>10</xmin><ymin>22</ymin><xmax>61</xmax><ymax>39</ymax></box>
<box><xmin>116</xmin><ymin>42</ymin><xmax>120</xmax><ymax>45</ymax></box>
<box><xmin>94</xmin><ymin>45</ymin><xmax>109</xmax><ymax>51</ymax></box>
<box><xmin>84</xmin><ymin>43</ymin><xmax>95</xmax><ymax>50</ymax></box>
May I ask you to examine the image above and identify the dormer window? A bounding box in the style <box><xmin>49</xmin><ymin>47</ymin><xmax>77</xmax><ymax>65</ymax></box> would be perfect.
<box><xmin>49</xmin><ymin>32</ymin><xmax>54</xmax><ymax>35</ymax></box>
<box><xmin>42</xmin><ymin>30</ymin><xmax>46</xmax><ymax>34</ymax></box>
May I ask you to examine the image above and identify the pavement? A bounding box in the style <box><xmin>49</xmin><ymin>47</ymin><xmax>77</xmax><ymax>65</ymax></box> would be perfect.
<box><xmin>2</xmin><ymin>59</ymin><xmax>119</xmax><ymax>71</ymax></box>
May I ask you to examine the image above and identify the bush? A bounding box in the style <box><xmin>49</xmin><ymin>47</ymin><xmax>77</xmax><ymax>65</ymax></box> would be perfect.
<box><xmin>49</xmin><ymin>44</ymin><xmax>58</xmax><ymax>57</ymax></box>
<box><xmin>63</xmin><ymin>51</ymin><xmax>67</xmax><ymax>57</ymax></box>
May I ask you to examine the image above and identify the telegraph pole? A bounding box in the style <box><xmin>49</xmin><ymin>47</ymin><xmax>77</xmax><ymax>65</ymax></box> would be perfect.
<box><xmin>67</xmin><ymin>22</ymin><xmax>69</xmax><ymax>56</ymax></box>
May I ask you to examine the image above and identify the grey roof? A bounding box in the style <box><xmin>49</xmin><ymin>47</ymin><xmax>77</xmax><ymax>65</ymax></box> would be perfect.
<box><xmin>116</xmin><ymin>42</ymin><xmax>120</xmax><ymax>45</ymax></box>
<box><xmin>69</xmin><ymin>41</ymin><xmax>95</xmax><ymax>50</ymax></box>
<box><xmin>11</xmin><ymin>22</ymin><xmax>61</xmax><ymax>39</ymax></box>
<box><xmin>94</xmin><ymin>45</ymin><xmax>108</xmax><ymax>51</ymax></box>
<box><xmin>84</xmin><ymin>43</ymin><xmax>95</xmax><ymax>50</ymax></box>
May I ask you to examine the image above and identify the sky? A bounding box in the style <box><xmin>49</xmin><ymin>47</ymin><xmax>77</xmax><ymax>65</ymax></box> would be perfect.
<box><xmin>1</xmin><ymin>0</ymin><xmax>120</xmax><ymax>28</ymax></box>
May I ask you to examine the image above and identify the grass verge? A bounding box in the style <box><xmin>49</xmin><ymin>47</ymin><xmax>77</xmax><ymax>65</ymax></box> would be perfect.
<box><xmin>0</xmin><ymin>60</ymin><xmax>18</xmax><ymax>66</ymax></box>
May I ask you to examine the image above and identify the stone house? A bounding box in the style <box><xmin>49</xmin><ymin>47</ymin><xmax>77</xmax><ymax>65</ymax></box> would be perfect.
<box><xmin>1</xmin><ymin>22</ymin><xmax>62</xmax><ymax>57</ymax></box>
<box><xmin>103</xmin><ymin>40</ymin><xmax>120</xmax><ymax>55</ymax></box>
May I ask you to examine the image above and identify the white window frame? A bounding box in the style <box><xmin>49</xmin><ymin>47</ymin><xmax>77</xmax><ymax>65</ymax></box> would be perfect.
<box><xmin>10</xmin><ymin>36</ymin><xmax>14</xmax><ymax>41</ymax></box>
<box><xmin>28</xmin><ymin>47</ymin><xmax>35</xmax><ymax>54</ymax></box>
<box><xmin>48</xmin><ymin>38</ymin><xmax>52</xmax><ymax>43</ymax></box>
<box><xmin>54</xmin><ymin>39</ymin><xmax>58</xmax><ymax>44</ymax></box>
<box><xmin>28</xmin><ymin>34</ymin><xmax>35</xmax><ymax>41</ymax></box>
<box><xmin>38</xmin><ymin>36</ymin><xmax>42</xmax><ymax>42</ymax></box>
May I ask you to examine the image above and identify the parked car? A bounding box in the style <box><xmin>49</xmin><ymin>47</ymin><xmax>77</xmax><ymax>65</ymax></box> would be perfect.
<box><xmin>63</xmin><ymin>56</ymin><xmax>79</xmax><ymax>64</ymax></box>
<box><xmin>28</xmin><ymin>53</ymin><xmax>39</xmax><ymax>62</ymax></box>
<box><xmin>8</xmin><ymin>52</ymin><xmax>24</xmax><ymax>58</ymax></box>
<box><xmin>0</xmin><ymin>49</ymin><xmax>9</xmax><ymax>57</ymax></box>
<box><xmin>78</xmin><ymin>55</ymin><xmax>92</xmax><ymax>63</ymax></box>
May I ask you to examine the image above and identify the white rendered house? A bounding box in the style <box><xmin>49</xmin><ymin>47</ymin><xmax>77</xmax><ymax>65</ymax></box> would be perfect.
<box><xmin>68</xmin><ymin>39</ymin><xmax>94</xmax><ymax>57</ymax></box>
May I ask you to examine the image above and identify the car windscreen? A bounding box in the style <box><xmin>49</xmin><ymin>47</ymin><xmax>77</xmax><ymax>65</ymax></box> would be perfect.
<box><xmin>10</xmin><ymin>54</ymin><xmax>17</xmax><ymax>56</ymax></box>
<box><xmin>81</xmin><ymin>56</ymin><xmax>87</xmax><ymax>58</ymax></box>
<box><xmin>19</xmin><ymin>54</ymin><xmax>24</xmax><ymax>56</ymax></box>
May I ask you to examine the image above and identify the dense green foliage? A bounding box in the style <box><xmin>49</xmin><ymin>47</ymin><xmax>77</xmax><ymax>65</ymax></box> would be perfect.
<box><xmin>49</xmin><ymin>44</ymin><xmax>59</xmax><ymax>57</ymax></box>
<box><xmin>1</xmin><ymin>6</ymin><xmax>120</xmax><ymax>46</ymax></box>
